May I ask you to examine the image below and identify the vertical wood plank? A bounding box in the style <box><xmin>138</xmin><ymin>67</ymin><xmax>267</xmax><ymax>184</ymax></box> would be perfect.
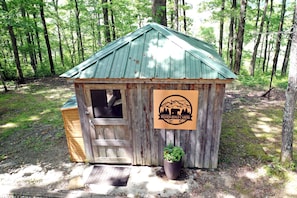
<box><xmin>127</xmin><ymin>85</ymin><xmax>139</xmax><ymax>165</ymax></box>
<box><xmin>186</xmin><ymin>84</ymin><xmax>196</xmax><ymax>168</ymax></box>
<box><xmin>192</xmin><ymin>84</ymin><xmax>201</xmax><ymax>168</ymax></box>
<box><xmin>166</xmin><ymin>130</ymin><xmax>174</xmax><ymax>145</ymax></box>
<box><xmin>136</xmin><ymin>84</ymin><xmax>145</xmax><ymax>165</ymax></box>
<box><xmin>158</xmin><ymin>129</ymin><xmax>166</xmax><ymax>165</ymax></box>
<box><xmin>95</xmin><ymin>126</ymin><xmax>105</xmax><ymax>158</ymax></box>
<box><xmin>210</xmin><ymin>84</ymin><xmax>225</xmax><ymax>168</ymax></box>
<box><xmin>75</xmin><ymin>83</ymin><xmax>94</xmax><ymax>162</ymax></box>
<box><xmin>198</xmin><ymin>85</ymin><xmax>209</xmax><ymax>168</ymax></box>
<box><xmin>142</xmin><ymin>84</ymin><xmax>151</xmax><ymax>165</ymax></box>
<box><xmin>204</xmin><ymin>84</ymin><xmax>215</xmax><ymax>168</ymax></box>
<box><xmin>174</xmin><ymin>130</ymin><xmax>181</xmax><ymax>147</ymax></box>
<box><xmin>121</xmin><ymin>84</ymin><xmax>133</xmax><ymax>164</ymax></box>
<box><xmin>150</xmin><ymin>85</ymin><xmax>159</xmax><ymax>166</ymax></box>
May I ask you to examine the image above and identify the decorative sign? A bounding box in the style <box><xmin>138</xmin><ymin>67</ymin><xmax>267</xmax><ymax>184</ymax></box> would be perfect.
<box><xmin>153</xmin><ymin>90</ymin><xmax>198</xmax><ymax>130</ymax></box>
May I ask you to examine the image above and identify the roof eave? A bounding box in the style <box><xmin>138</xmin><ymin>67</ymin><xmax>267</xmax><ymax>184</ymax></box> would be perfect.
<box><xmin>71</xmin><ymin>77</ymin><xmax>235</xmax><ymax>84</ymax></box>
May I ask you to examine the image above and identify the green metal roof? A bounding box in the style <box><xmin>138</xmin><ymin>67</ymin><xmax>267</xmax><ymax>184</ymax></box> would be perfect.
<box><xmin>60</xmin><ymin>23</ymin><xmax>236</xmax><ymax>80</ymax></box>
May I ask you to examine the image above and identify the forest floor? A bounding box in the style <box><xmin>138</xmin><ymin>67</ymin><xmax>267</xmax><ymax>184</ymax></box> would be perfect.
<box><xmin>0</xmin><ymin>78</ymin><xmax>297</xmax><ymax>197</ymax></box>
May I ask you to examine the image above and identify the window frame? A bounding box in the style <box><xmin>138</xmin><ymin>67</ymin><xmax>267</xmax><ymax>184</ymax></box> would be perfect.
<box><xmin>84</xmin><ymin>84</ymin><xmax>127</xmax><ymax>125</ymax></box>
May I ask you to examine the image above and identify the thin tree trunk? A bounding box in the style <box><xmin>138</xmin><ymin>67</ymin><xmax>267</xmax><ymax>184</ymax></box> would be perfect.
<box><xmin>262</xmin><ymin>0</ymin><xmax>273</xmax><ymax>73</ymax></box>
<box><xmin>254</xmin><ymin>0</ymin><xmax>261</xmax><ymax>30</ymax></box>
<box><xmin>0</xmin><ymin>62</ymin><xmax>8</xmax><ymax>92</ymax></box>
<box><xmin>266</xmin><ymin>39</ymin><xmax>274</xmax><ymax>72</ymax></box>
<box><xmin>281</xmin><ymin>9</ymin><xmax>295</xmax><ymax>76</ymax></box>
<box><xmin>175</xmin><ymin>0</ymin><xmax>179</xmax><ymax>31</ymax></box>
<box><xmin>33</xmin><ymin>12</ymin><xmax>43</xmax><ymax>64</ymax></box>
<box><xmin>182</xmin><ymin>0</ymin><xmax>186</xmax><ymax>32</ymax></box>
<box><xmin>233</xmin><ymin>0</ymin><xmax>247</xmax><ymax>74</ymax></box>
<box><xmin>74</xmin><ymin>0</ymin><xmax>84</xmax><ymax>61</ymax></box>
<box><xmin>109</xmin><ymin>0</ymin><xmax>116</xmax><ymax>40</ymax></box>
<box><xmin>281</xmin><ymin>27</ymin><xmax>293</xmax><ymax>76</ymax></box>
<box><xmin>271</xmin><ymin>0</ymin><xmax>286</xmax><ymax>77</ymax></box>
<box><xmin>219</xmin><ymin>0</ymin><xmax>225</xmax><ymax>56</ymax></box>
<box><xmin>102</xmin><ymin>0</ymin><xmax>111</xmax><ymax>43</ymax></box>
<box><xmin>281</xmin><ymin>1</ymin><xmax>297</xmax><ymax>163</ymax></box>
<box><xmin>228</xmin><ymin>0</ymin><xmax>237</xmax><ymax>69</ymax></box>
<box><xmin>1</xmin><ymin>0</ymin><xmax>25</xmax><ymax>83</ymax></box>
<box><xmin>40</xmin><ymin>0</ymin><xmax>55</xmax><ymax>75</ymax></box>
<box><xmin>152</xmin><ymin>0</ymin><xmax>167</xmax><ymax>26</ymax></box>
<box><xmin>21</xmin><ymin>7</ymin><xmax>37</xmax><ymax>76</ymax></box>
<box><xmin>53</xmin><ymin>0</ymin><xmax>64</xmax><ymax>67</ymax></box>
<box><xmin>250</xmin><ymin>0</ymin><xmax>268</xmax><ymax>76</ymax></box>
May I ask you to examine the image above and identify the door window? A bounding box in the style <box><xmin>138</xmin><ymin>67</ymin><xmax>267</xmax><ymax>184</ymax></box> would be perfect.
<box><xmin>90</xmin><ymin>89</ymin><xmax>123</xmax><ymax>118</ymax></box>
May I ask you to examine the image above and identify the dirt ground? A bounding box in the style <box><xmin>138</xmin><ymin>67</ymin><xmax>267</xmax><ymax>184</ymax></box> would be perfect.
<box><xmin>0</xmin><ymin>78</ymin><xmax>297</xmax><ymax>197</ymax></box>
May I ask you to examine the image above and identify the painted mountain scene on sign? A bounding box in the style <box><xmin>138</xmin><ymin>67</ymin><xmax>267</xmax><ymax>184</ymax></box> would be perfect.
<box><xmin>158</xmin><ymin>95</ymin><xmax>192</xmax><ymax>125</ymax></box>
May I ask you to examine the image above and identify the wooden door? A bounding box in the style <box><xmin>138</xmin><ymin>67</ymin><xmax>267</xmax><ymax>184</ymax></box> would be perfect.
<box><xmin>84</xmin><ymin>84</ymin><xmax>132</xmax><ymax>164</ymax></box>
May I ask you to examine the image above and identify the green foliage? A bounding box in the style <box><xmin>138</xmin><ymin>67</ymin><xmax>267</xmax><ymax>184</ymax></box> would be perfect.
<box><xmin>264</xmin><ymin>159</ymin><xmax>296</xmax><ymax>180</ymax></box>
<box><xmin>163</xmin><ymin>144</ymin><xmax>185</xmax><ymax>162</ymax></box>
<box><xmin>197</xmin><ymin>27</ymin><xmax>216</xmax><ymax>46</ymax></box>
<box><xmin>238</xmin><ymin>69</ymin><xmax>288</xmax><ymax>89</ymax></box>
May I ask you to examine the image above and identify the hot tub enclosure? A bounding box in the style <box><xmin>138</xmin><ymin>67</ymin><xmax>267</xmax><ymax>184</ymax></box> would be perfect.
<box><xmin>60</xmin><ymin>23</ymin><xmax>236</xmax><ymax>168</ymax></box>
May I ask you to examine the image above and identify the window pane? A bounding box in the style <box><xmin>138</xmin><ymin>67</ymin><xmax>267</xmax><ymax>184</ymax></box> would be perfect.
<box><xmin>90</xmin><ymin>89</ymin><xmax>123</xmax><ymax>118</ymax></box>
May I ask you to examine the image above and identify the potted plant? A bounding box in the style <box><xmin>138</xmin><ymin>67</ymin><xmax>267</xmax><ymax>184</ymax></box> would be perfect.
<box><xmin>163</xmin><ymin>144</ymin><xmax>185</xmax><ymax>180</ymax></box>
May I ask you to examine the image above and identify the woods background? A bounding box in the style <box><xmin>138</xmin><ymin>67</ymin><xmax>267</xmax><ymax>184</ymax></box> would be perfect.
<box><xmin>0</xmin><ymin>0</ymin><xmax>295</xmax><ymax>85</ymax></box>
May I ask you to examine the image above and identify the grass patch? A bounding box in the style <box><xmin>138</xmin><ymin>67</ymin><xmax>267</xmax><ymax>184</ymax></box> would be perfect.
<box><xmin>219</xmin><ymin>109</ymin><xmax>271</xmax><ymax>166</ymax></box>
<box><xmin>0</xmin><ymin>79</ymin><xmax>73</xmax><ymax>141</ymax></box>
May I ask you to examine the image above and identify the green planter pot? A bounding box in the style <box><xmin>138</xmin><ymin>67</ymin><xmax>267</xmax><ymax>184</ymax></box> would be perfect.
<box><xmin>164</xmin><ymin>159</ymin><xmax>182</xmax><ymax>180</ymax></box>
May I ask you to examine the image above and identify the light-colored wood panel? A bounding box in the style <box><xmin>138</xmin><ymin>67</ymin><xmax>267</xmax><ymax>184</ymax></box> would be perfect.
<box><xmin>61</xmin><ymin>108</ymin><xmax>82</xmax><ymax>138</ymax></box>
<box><xmin>93</xmin><ymin>157</ymin><xmax>132</xmax><ymax>164</ymax></box>
<box><xmin>93</xmin><ymin>139</ymin><xmax>131</xmax><ymax>147</ymax></box>
<box><xmin>66</xmin><ymin>137</ymin><xmax>86</xmax><ymax>162</ymax></box>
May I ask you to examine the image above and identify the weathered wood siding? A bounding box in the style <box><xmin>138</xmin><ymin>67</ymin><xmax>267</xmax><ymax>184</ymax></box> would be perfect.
<box><xmin>126</xmin><ymin>83</ymin><xmax>226</xmax><ymax>169</ymax></box>
<box><xmin>75</xmin><ymin>81</ymin><xmax>226</xmax><ymax>168</ymax></box>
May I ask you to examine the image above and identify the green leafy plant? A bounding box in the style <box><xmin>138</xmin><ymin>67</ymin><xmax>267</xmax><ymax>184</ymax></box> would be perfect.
<box><xmin>163</xmin><ymin>144</ymin><xmax>185</xmax><ymax>162</ymax></box>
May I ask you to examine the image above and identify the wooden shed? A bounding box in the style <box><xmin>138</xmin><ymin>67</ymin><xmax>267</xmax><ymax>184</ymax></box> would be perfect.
<box><xmin>60</xmin><ymin>23</ymin><xmax>236</xmax><ymax>169</ymax></box>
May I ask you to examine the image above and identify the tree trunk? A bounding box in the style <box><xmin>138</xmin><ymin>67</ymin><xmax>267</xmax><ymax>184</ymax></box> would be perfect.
<box><xmin>281</xmin><ymin>0</ymin><xmax>297</xmax><ymax>164</ymax></box>
<box><xmin>281</xmin><ymin>27</ymin><xmax>293</xmax><ymax>76</ymax></box>
<box><xmin>102</xmin><ymin>0</ymin><xmax>111</xmax><ymax>43</ymax></box>
<box><xmin>1</xmin><ymin>0</ymin><xmax>25</xmax><ymax>83</ymax></box>
<box><xmin>271</xmin><ymin>0</ymin><xmax>286</xmax><ymax>77</ymax></box>
<box><xmin>0</xmin><ymin>63</ymin><xmax>8</xmax><ymax>92</ymax></box>
<box><xmin>40</xmin><ymin>0</ymin><xmax>55</xmax><ymax>75</ymax></box>
<box><xmin>281</xmin><ymin>9</ymin><xmax>295</xmax><ymax>76</ymax></box>
<box><xmin>228</xmin><ymin>0</ymin><xmax>237</xmax><ymax>69</ymax></box>
<box><xmin>33</xmin><ymin>12</ymin><xmax>43</xmax><ymax>64</ymax></box>
<box><xmin>21</xmin><ymin>7</ymin><xmax>37</xmax><ymax>76</ymax></box>
<box><xmin>53</xmin><ymin>0</ymin><xmax>64</xmax><ymax>67</ymax></box>
<box><xmin>182</xmin><ymin>0</ymin><xmax>186</xmax><ymax>32</ymax></box>
<box><xmin>250</xmin><ymin>0</ymin><xmax>268</xmax><ymax>76</ymax></box>
<box><xmin>262</xmin><ymin>0</ymin><xmax>273</xmax><ymax>73</ymax></box>
<box><xmin>233</xmin><ymin>0</ymin><xmax>247</xmax><ymax>74</ymax></box>
<box><xmin>254</xmin><ymin>0</ymin><xmax>261</xmax><ymax>29</ymax></box>
<box><xmin>152</xmin><ymin>0</ymin><xmax>167</xmax><ymax>26</ymax></box>
<box><xmin>175</xmin><ymin>0</ymin><xmax>179</xmax><ymax>31</ymax></box>
<box><xmin>109</xmin><ymin>0</ymin><xmax>116</xmax><ymax>41</ymax></box>
<box><xmin>219</xmin><ymin>0</ymin><xmax>225</xmax><ymax>56</ymax></box>
<box><xmin>74</xmin><ymin>0</ymin><xmax>84</xmax><ymax>61</ymax></box>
